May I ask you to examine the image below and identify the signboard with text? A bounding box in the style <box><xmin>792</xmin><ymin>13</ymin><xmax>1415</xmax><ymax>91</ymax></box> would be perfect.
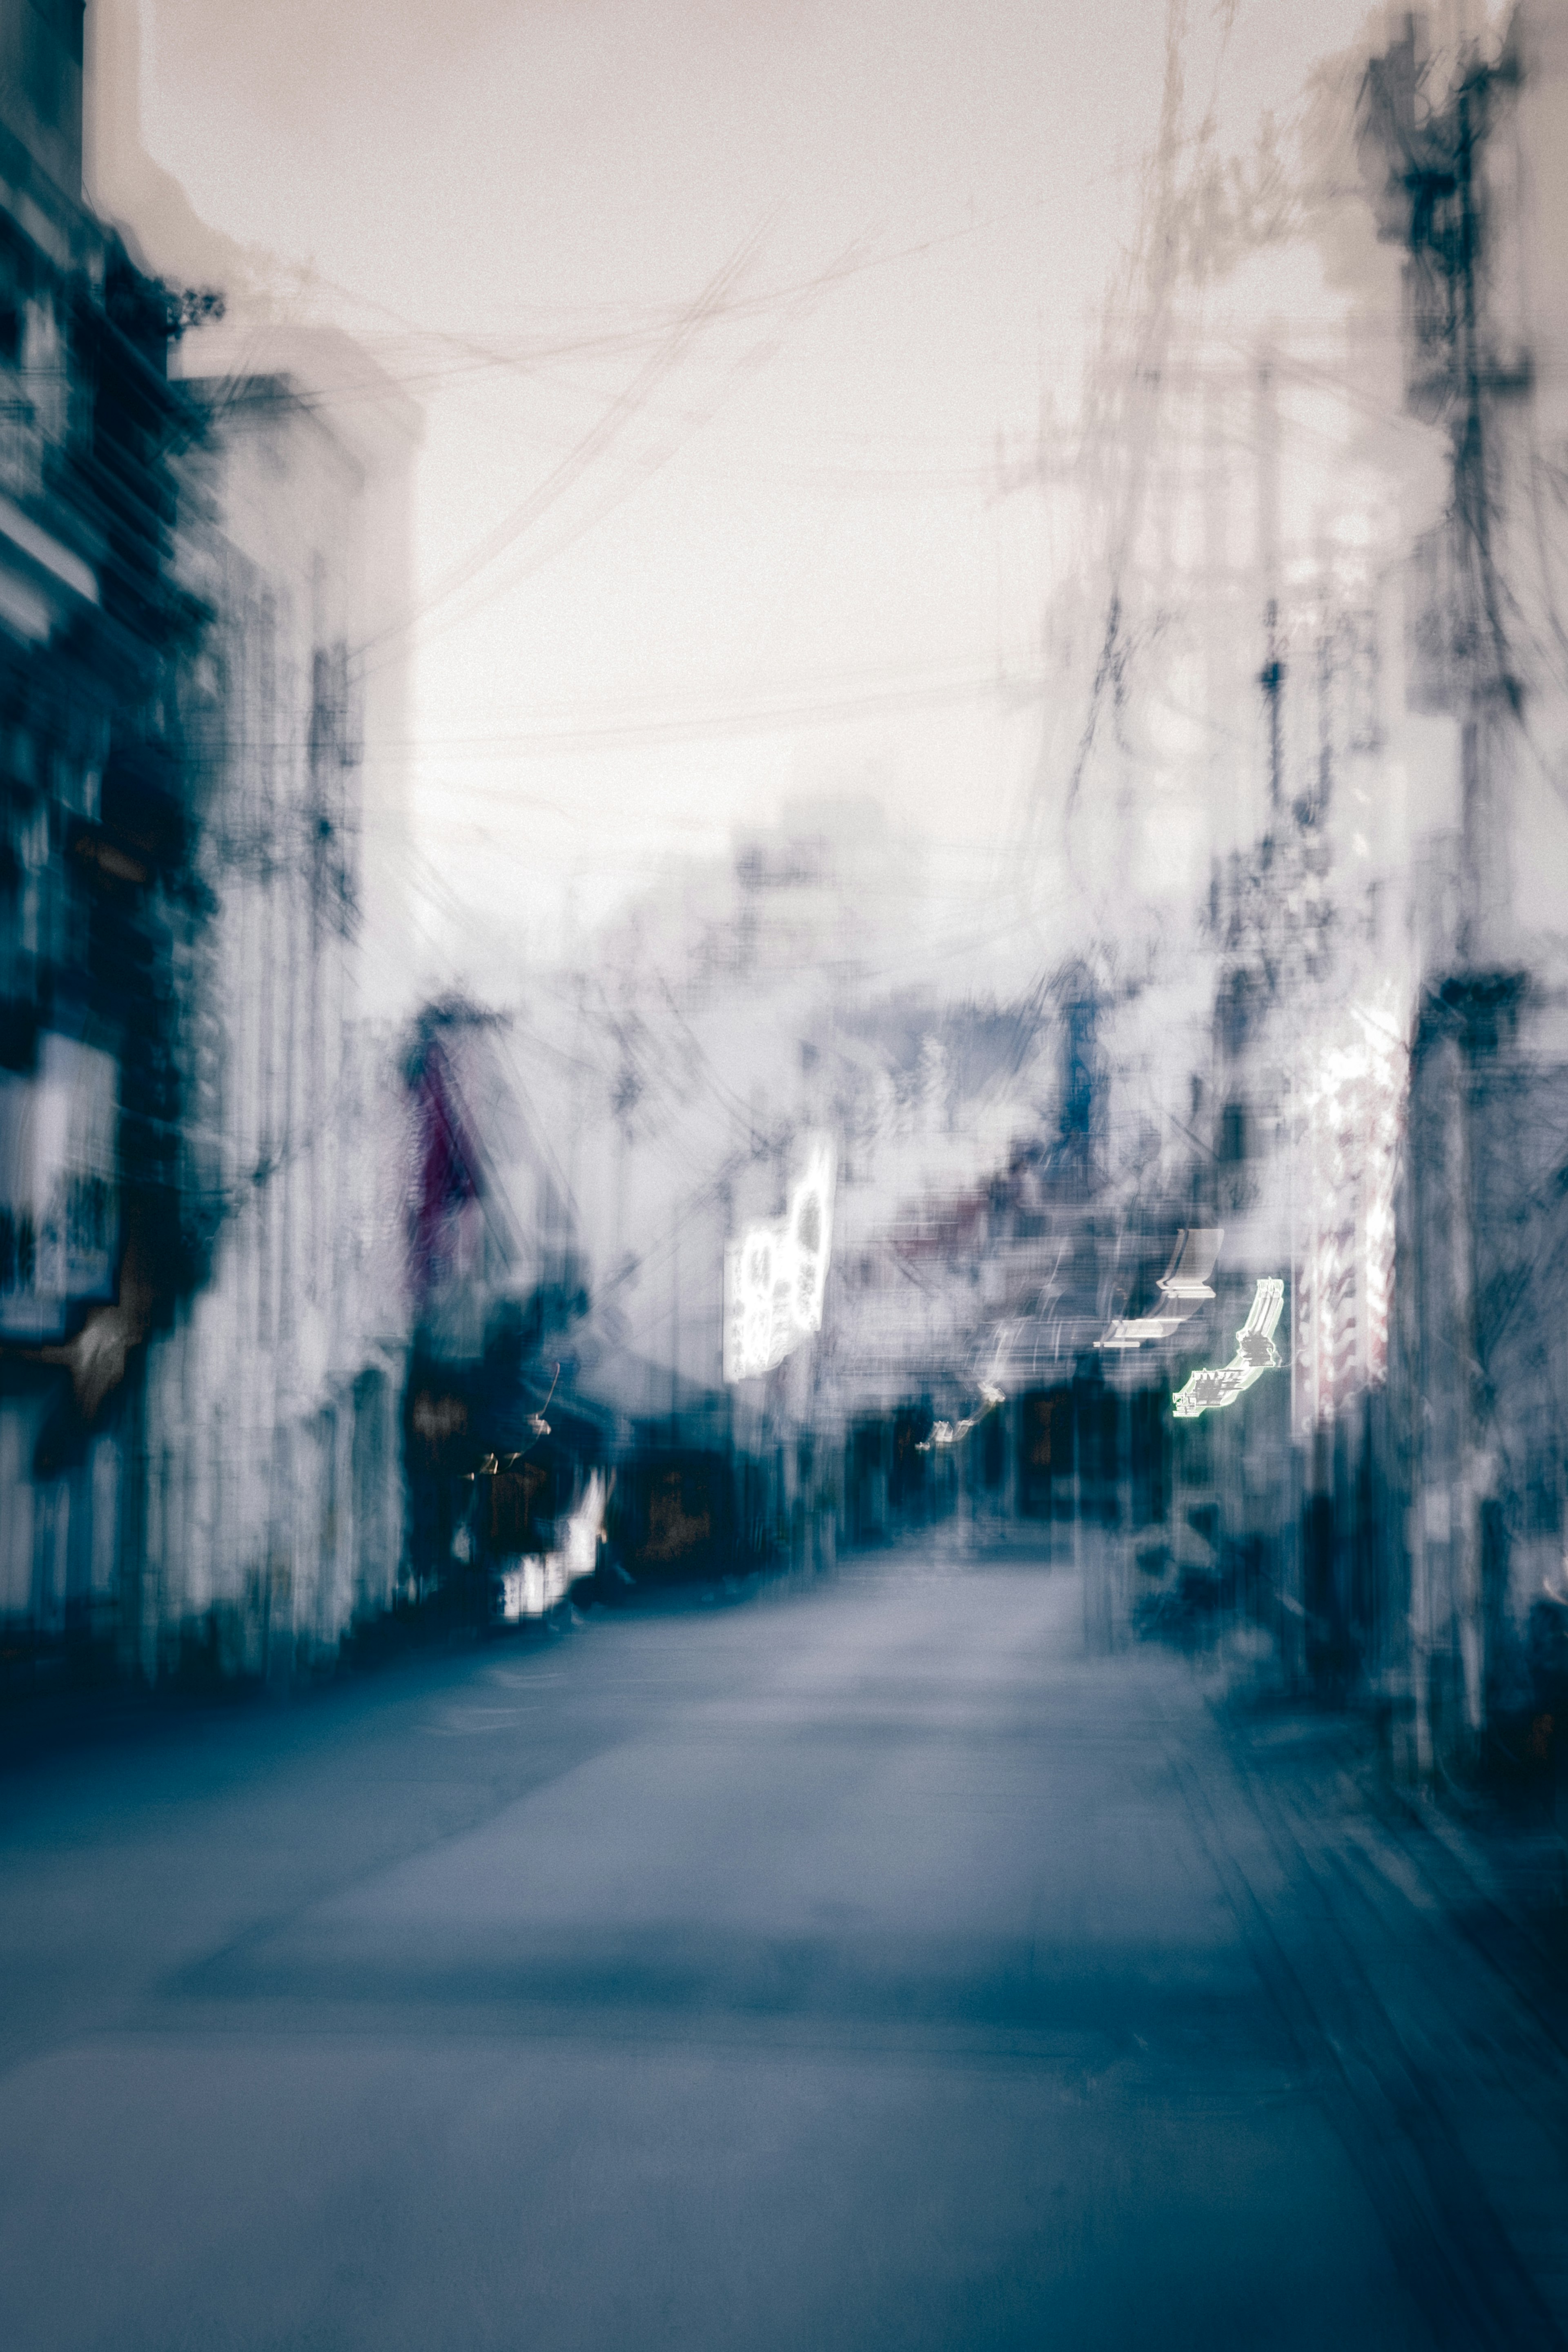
<box><xmin>723</xmin><ymin>1134</ymin><xmax>836</xmax><ymax>1383</ymax></box>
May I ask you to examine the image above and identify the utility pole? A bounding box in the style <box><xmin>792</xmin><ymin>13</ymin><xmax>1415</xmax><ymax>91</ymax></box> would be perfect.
<box><xmin>1360</xmin><ymin>20</ymin><xmax>1515</xmax><ymax>958</ymax></box>
<box><xmin>1254</xmin><ymin>340</ymin><xmax>1285</xmax><ymax>823</ymax></box>
<box><xmin>1359</xmin><ymin>19</ymin><xmax>1519</xmax><ymax>1762</ymax></box>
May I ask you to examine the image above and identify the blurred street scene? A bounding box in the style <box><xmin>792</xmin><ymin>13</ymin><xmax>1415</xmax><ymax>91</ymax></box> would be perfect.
<box><xmin>4</xmin><ymin>0</ymin><xmax>1568</xmax><ymax>2338</ymax></box>
<box><xmin>4</xmin><ymin>0</ymin><xmax>1568</xmax><ymax>1813</ymax></box>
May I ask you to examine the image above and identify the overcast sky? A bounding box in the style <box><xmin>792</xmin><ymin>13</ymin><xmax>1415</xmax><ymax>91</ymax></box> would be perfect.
<box><xmin>116</xmin><ymin>0</ymin><xmax>1388</xmax><ymax>989</ymax></box>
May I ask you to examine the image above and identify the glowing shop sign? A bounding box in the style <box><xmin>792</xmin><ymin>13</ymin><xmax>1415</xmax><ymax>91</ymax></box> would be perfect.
<box><xmin>1172</xmin><ymin>1278</ymin><xmax>1284</xmax><ymax>1419</ymax></box>
<box><xmin>1099</xmin><ymin>1227</ymin><xmax>1222</xmax><ymax>1350</ymax></box>
<box><xmin>1293</xmin><ymin>993</ymin><xmax>1405</xmax><ymax>1437</ymax></box>
<box><xmin>498</xmin><ymin>1470</ymin><xmax>608</xmax><ymax>1621</ymax></box>
<box><xmin>917</xmin><ymin>1381</ymin><xmax>1006</xmax><ymax>1452</ymax></box>
<box><xmin>723</xmin><ymin>1135</ymin><xmax>836</xmax><ymax>1383</ymax></box>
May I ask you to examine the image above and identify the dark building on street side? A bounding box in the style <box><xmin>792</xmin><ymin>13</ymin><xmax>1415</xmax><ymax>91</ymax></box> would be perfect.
<box><xmin>0</xmin><ymin>0</ymin><xmax>209</xmax><ymax>1681</ymax></box>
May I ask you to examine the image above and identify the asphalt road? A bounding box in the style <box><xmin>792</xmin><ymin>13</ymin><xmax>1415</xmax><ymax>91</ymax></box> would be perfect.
<box><xmin>1</xmin><ymin>1540</ymin><xmax>1564</xmax><ymax>2351</ymax></box>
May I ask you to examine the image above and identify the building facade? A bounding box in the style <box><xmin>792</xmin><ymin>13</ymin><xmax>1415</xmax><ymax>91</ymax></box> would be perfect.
<box><xmin>131</xmin><ymin>332</ymin><xmax>421</xmax><ymax>1681</ymax></box>
<box><xmin>0</xmin><ymin>0</ymin><xmax>211</xmax><ymax>1684</ymax></box>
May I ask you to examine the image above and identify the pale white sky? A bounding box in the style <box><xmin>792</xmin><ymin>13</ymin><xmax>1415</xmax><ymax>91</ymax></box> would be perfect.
<box><xmin>116</xmin><ymin>0</ymin><xmax>1388</xmax><ymax>987</ymax></box>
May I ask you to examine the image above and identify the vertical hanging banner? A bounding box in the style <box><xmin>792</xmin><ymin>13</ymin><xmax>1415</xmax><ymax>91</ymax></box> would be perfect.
<box><xmin>408</xmin><ymin>1035</ymin><xmax>483</xmax><ymax>1306</ymax></box>
<box><xmin>787</xmin><ymin>1134</ymin><xmax>834</xmax><ymax>1336</ymax></box>
<box><xmin>724</xmin><ymin>1134</ymin><xmax>836</xmax><ymax>1382</ymax></box>
<box><xmin>1294</xmin><ymin>995</ymin><xmax>1407</xmax><ymax>1438</ymax></box>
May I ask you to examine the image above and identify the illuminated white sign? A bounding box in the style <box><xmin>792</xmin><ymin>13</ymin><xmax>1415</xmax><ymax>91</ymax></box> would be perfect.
<box><xmin>1099</xmin><ymin>1227</ymin><xmax>1222</xmax><ymax>1350</ymax></box>
<box><xmin>1172</xmin><ymin>1278</ymin><xmax>1284</xmax><ymax>1419</ymax></box>
<box><xmin>497</xmin><ymin>1471</ymin><xmax>608</xmax><ymax>1621</ymax></box>
<box><xmin>724</xmin><ymin>1135</ymin><xmax>836</xmax><ymax>1383</ymax></box>
<box><xmin>917</xmin><ymin>1380</ymin><xmax>1006</xmax><ymax>1452</ymax></box>
<box><xmin>1294</xmin><ymin>994</ymin><xmax>1406</xmax><ymax>1436</ymax></box>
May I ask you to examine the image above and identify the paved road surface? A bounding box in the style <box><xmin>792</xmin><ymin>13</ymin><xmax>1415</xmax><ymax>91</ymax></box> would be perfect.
<box><xmin>2</xmin><ymin>1541</ymin><xmax>1565</xmax><ymax>2350</ymax></box>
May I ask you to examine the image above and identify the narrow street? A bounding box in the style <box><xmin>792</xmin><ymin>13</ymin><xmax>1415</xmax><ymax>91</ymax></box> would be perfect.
<box><xmin>2</xmin><ymin>1540</ymin><xmax>1566</xmax><ymax>2352</ymax></box>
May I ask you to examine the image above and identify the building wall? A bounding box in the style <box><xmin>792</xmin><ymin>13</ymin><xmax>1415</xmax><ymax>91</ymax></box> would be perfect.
<box><xmin>0</xmin><ymin>4</ymin><xmax>210</xmax><ymax>1686</ymax></box>
<box><xmin>134</xmin><ymin>360</ymin><xmax>414</xmax><ymax>1679</ymax></box>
